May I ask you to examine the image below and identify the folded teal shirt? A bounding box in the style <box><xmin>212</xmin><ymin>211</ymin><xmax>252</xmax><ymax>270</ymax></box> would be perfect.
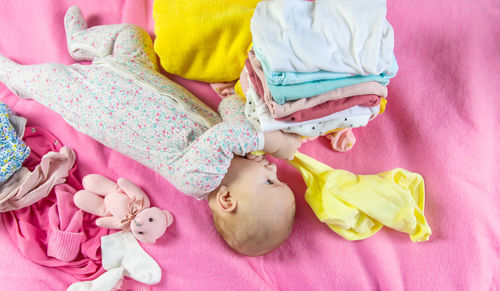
<box><xmin>0</xmin><ymin>102</ymin><xmax>30</xmax><ymax>183</ymax></box>
<box><xmin>268</xmin><ymin>74</ymin><xmax>391</xmax><ymax>104</ymax></box>
<box><xmin>254</xmin><ymin>45</ymin><xmax>398</xmax><ymax>104</ymax></box>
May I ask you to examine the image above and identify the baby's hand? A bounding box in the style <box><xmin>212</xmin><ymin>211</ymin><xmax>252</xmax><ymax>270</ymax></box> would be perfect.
<box><xmin>263</xmin><ymin>131</ymin><xmax>301</xmax><ymax>160</ymax></box>
<box><xmin>210</xmin><ymin>82</ymin><xmax>237</xmax><ymax>99</ymax></box>
<box><xmin>273</xmin><ymin>132</ymin><xmax>301</xmax><ymax>160</ymax></box>
<box><xmin>246</xmin><ymin>152</ymin><xmax>265</xmax><ymax>162</ymax></box>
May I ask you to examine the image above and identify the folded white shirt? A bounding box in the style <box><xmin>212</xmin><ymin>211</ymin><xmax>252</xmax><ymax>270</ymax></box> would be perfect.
<box><xmin>251</xmin><ymin>0</ymin><xmax>396</xmax><ymax>76</ymax></box>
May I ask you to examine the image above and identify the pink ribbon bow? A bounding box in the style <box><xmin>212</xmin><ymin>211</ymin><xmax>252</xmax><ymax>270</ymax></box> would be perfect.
<box><xmin>119</xmin><ymin>197</ymin><xmax>145</xmax><ymax>231</ymax></box>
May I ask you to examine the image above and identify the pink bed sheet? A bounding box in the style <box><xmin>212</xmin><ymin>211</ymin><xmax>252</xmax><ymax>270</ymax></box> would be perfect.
<box><xmin>0</xmin><ymin>0</ymin><xmax>499</xmax><ymax>290</ymax></box>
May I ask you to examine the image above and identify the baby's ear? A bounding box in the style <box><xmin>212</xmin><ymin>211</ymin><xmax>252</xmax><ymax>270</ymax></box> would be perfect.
<box><xmin>216</xmin><ymin>185</ymin><xmax>237</xmax><ymax>212</ymax></box>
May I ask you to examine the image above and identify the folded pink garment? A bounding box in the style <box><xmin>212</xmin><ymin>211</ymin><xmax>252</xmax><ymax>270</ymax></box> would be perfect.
<box><xmin>245</xmin><ymin>58</ymin><xmax>264</xmax><ymax>98</ymax></box>
<box><xmin>47</xmin><ymin>186</ymin><xmax>84</xmax><ymax>262</ymax></box>
<box><xmin>0</xmin><ymin>146</ymin><xmax>76</xmax><ymax>212</ymax></box>
<box><xmin>0</xmin><ymin>126</ymin><xmax>109</xmax><ymax>281</ymax></box>
<box><xmin>276</xmin><ymin>94</ymin><xmax>381</xmax><ymax>122</ymax></box>
<box><xmin>247</xmin><ymin>49</ymin><xmax>388</xmax><ymax>118</ymax></box>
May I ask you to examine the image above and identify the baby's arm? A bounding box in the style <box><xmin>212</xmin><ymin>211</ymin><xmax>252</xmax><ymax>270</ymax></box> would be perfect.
<box><xmin>170</xmin><ymin>96</ymin><xmax>300</xmax><ymax>196</ymax></box>
<box><xmin>218</xmin><ymin>94</ymin><xmax>247</xmax><ymax>122</ymax></box>
<box><xmin>167</xmin><ymin>119</ymin><xmax>264</xmax><ymax>197</ymax></box>
<box><xmin>263</xmin><ymin>130</ymin><xmax>301</xmax><ymax>160</ymax></box>
<box><xmin>218</xmin><ymin>94</ymin><xmax>301</xmax><ymax>160</ymax></box>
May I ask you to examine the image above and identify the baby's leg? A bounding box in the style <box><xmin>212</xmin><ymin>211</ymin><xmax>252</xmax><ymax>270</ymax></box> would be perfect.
<box><xmin>0</xmin><ymin>54</ymin><xmax>118</xmax><ymax>140</ymax></box>
<box><xmin>0</xmin><ymin>55</ymin><xmax>72</xmax><ymax>102</ymax></box>
<box><xmin>64</xmin><ymin>6</ymin><xmax>158</xmax><ymax>71</ymax></box>
<box><xmin>0</xmin><ymin>54</ymin><xmax>91</xmax><ymax>116</ymax></box>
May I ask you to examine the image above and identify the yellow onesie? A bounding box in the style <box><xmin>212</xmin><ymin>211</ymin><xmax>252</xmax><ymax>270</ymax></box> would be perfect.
<box><xmin>289</xmin><ymin>152</ymin><xmax>431</xmax><ymax>242</ymax></box>
<box><xmin>153</xmin><ymin>0</ymin><xmax>260</xmax><ymax>82</ymax></box>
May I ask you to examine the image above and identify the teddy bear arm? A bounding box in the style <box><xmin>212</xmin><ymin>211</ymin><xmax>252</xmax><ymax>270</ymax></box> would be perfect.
<box><xmin>96</xmin><ymin>217</ymin><xmax>123</xmax><ymax>229</ymax></box>
<box><xmin>74</xmin><ymin>190</ymin><xmax>109</xmax><ymax>216</ymax></box>
<box><xmin>117</xmin><ymin>177</ymin><xmax>151</xmax><ymax>208</ymax></box>
<box><xmin>82</xmin><ymin>174</ymin><xmax>120</xmax><ymax>196</ymax></box>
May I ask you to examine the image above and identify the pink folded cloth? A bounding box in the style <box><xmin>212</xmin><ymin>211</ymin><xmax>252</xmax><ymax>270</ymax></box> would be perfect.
<box><xmin>47</xmin><ymin>186</ymin><xmax>84</xmax><ymax>262</ymax></box>
<box><xmin>0</xmin><ymin>146</ymin><xmax>77</xmax><ymax>212</ymax></box>
<box><xmin>276</xmin><ymin>94</ymin><xmax>381</xmax><ymax>122</ymax></box>
<box><xmin>245</xmin><ymin>58</ymin><xmax>265</xmax><ymax>98</ymax></box>
<box><xmin>0</xmin><ymin>126</ymin><xmax>109</xmax><ymax>280</ymax></box>
<box><xmin>246</xmin><ymin>50</ymin><xmax>388</xmax><ymax>118</ymax></box>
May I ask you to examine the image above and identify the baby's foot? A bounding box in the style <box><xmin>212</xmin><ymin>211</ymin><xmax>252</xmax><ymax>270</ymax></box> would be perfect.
<box><xmin>0</xmin><ymin>53</ymin><xmax>16</xmax><ymax>67</ymax></box>
<box><xmin>0</xmin><ymin>54</ymin><xmax>19</xmax><ymax>86</ymax></box>
<box><xmin>64</xmin><ymin>6</ymin><xmax>92</xmax><ymax>60</ymax></box>
<box><xmin>64</xmin><ymin>6</ymin><xmax>87</xmax><ymax>36</ymax></box>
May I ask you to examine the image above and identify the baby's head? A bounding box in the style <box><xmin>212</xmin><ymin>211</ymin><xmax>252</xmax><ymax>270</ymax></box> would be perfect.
<box><xmin>208</xmin><ymin>156</ymin><xmax>296</xmax><ymax>256</ymax></box>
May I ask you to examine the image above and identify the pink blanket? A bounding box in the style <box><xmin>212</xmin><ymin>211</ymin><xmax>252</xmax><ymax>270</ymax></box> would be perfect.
<box><xmin>0</xmin><ymin>0</ymin><xmax>499</xmax><ymax>290</ymax></box>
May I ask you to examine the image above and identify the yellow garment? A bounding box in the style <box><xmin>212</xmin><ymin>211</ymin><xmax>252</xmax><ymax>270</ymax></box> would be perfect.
<box><xmin>234</xmin><ymin>80</ymin><xmax>244</xmax><ymax>98</ymax></box>
<box><xmin>379</xmin><ymin>97</ymin><xmax>387</xmax><ymax>114</ymax></box>
<box><xmin>289</xmin><ymin>152</ymin><xmax>431</xmax><ymax>242</ymax></box>
<box><xmin>249</xmin><ymin>150</ymin><xmax>265</xmax><ymax>156</ymax></box>
<box><xmin>153</xmin><ymin>0</ymin><xmax>260</xmax><ymax>82</ymax></box>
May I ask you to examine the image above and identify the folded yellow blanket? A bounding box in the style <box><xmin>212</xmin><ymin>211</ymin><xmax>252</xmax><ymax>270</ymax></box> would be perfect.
<box><xmin>289</xmin><ymin>152</ymin><xmax>431</xmax><ymax>242</ymax></box>
<box><xmin>153</xmin><ymin>0</ymin><xmax>260</xmax><ymax>82</ymax></box>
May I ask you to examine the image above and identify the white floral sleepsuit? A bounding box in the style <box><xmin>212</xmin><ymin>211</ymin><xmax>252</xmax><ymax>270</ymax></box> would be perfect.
<box><xmin>0</xmin><ymin>7</ymin><xmax>264</xmax><ymax>199</ymax></box>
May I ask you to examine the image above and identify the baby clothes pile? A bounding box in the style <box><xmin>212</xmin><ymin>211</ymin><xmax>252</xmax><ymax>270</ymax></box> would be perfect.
<box><xmin>242</xmin><ymin>0</ymin><xmax>398</xmax><ymax>142</ymax></box>
<box><xmin>0</xmin><ymin>102</ymin><xmax>160</xmax><ymax>290</ymax></box>
<box><xmin>0</xmin><ymin>102</ymin><xmax>77</xmax><ymax>212</ymax></box>
<box><xmin>0</xmin><ymin>102</ymin><xmax>108</xmax><ymax>281</ymax></box>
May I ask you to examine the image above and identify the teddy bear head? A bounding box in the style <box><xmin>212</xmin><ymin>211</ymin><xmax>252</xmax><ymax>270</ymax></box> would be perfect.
<box><xmin>130</xmin><ymin>207</ymin><xmax>174</xmax><ymax>244</ymax></box>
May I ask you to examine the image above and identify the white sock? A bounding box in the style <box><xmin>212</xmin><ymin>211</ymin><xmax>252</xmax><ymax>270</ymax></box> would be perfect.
<box><xmin>101</xmin><ymin>231</ymin><xmax>162</xmax><ymax>285</ymax></box>
<box><xmin>67</xmin><ymin>267</ymin><xmax>124</xmax><ymax>291</ymax></box>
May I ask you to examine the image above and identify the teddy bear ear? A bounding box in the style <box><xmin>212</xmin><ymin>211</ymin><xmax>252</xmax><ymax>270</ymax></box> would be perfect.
<box><xmin>164</xmin><ymin>210</ymin><xmax>174</xmax><ymax>227</ymax></box>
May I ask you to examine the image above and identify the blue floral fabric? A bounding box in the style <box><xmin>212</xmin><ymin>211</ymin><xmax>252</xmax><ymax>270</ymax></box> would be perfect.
<box><xmin>0</xmin><ymin>102</ymin><xmax>30</xmax><ymax>183</ymax></box>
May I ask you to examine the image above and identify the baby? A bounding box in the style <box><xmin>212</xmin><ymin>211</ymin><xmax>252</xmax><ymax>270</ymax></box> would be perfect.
<box><xmin>0</xmin><ymin>7</ymin><xmax>300</xmax><ymax>256</ymax></box>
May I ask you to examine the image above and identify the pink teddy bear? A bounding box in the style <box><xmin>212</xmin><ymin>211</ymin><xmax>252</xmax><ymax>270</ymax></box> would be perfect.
<box><xmin>74</xmin><ymin>174</ymin><xmax>174</xmax><ymax>244</ymax></box>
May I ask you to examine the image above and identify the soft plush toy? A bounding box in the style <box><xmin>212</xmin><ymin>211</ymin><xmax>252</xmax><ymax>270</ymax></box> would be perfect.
<box><xmin>74</xmin><ymin>174</ymin><xmax>173</xmax><ymax>244</ymax></box>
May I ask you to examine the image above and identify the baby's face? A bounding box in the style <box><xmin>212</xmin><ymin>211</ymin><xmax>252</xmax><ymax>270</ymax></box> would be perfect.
<box><xmin>228</xmin><ymin>157</ymin><xmax>294</xmax><ymax>213</ymax></box>
<box><xmin>222</xmin><ymin>157</ymin><xmax>296</xmax><ymax>255</ymax></box>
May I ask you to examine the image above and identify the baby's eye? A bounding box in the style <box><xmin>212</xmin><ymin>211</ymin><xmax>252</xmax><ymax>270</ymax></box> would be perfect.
<box><xmin>266</xmin><ymin>179</ymin><xmax>274</xmax><ymax>185</ymax></box>
<box><xmin>138</xmin><ymin>231</ymin><xmax>144</xmax><ymax>235</ymax></box>
<box><xmin>149</xmin><ymin>218</ymin><xmax>153</xmax><ymax>222</ymax></box>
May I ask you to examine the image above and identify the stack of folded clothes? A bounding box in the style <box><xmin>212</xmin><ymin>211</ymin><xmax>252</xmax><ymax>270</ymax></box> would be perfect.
<box><xmin>241</xmin><ymin>0</ymin><xmax>398</xmax><ymax>147</ymax></box>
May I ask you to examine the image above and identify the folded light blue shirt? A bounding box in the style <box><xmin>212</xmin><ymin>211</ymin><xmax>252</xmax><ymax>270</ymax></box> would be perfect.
<box><xmin>253</xmin><ymin>45</ymin><xmax>398</xmax><ymax>104</ymax></box>
<box><xmin>267</xmin><ymin>74</ymin><xmax>391</xmax><ymax>104</ymax></box>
